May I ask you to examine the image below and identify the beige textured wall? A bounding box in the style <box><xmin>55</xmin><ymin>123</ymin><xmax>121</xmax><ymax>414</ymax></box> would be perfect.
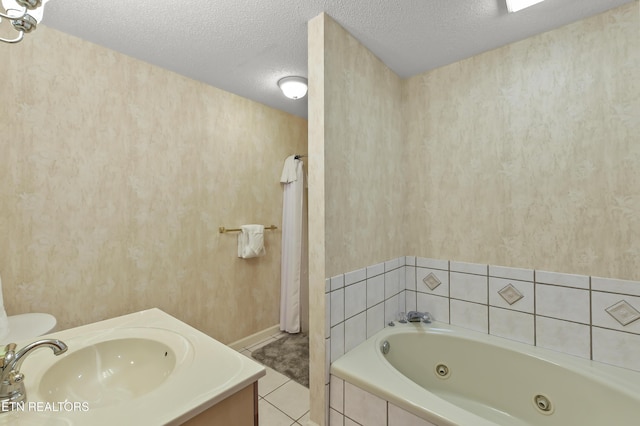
<box><xmin>322</xmin><ymin>18</ymin><xmax>405</xmax><ymax>279</ymax></box>
<box><xmin>404</xmin><ymin>3</ymin><xmax>640</xmax><ymax>281</ymax></box>
<box><xmin>307</xmin><ymin>12</ymin><xmax>405</xmax><ymax>425</ymax></box>
<box><xmin>0</xmin><ymin>26</ymin><xmax>307</xmax><ymax>343</ymax></box>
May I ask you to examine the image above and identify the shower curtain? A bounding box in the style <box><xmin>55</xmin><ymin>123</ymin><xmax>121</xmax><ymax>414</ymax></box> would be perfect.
<box><xmin>280</xmin><ymin>157</ymin><xmax>304</xmax><ymax>333</ymax></box>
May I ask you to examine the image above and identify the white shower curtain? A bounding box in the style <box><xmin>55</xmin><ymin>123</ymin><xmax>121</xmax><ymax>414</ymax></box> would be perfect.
<box><xmin>280</xmin><ymin>157</ymin><xmax>304</xmax><ymax>333</ymax></box>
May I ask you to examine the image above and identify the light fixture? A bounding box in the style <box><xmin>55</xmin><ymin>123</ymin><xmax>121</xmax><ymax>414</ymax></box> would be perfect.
<box><xmin>1</xmin><ymin>0</ymin><xmax>49</xmax><ymax>44</ymax></box>
<box><xmin>506</xmin><ymin>0</ymin><xmax>544</xmax><ymax>13</ymax></box>
<box><xmin>277</xmin><ymin>76</ymin><xmax>308</xmax><ymax>100</ymax></box>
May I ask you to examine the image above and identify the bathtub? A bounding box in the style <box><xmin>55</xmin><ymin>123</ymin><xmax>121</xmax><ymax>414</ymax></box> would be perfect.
<box><xmin>330</xmin><ymin>321</ymin><xmax>640</xmax><ymax>426</ymax></box>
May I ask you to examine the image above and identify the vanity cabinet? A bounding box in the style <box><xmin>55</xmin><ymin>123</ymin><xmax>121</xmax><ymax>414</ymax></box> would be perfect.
<box><xmin>182</xmin><ymin>382</ymin><xmax>258</xmax><ymax>425</ymax></box>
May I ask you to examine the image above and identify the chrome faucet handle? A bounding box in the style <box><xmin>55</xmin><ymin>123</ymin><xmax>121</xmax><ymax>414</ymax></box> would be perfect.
<box><xmin>407</xmin><ymin>311</ymin><xmax>433</xmax><ymax>323</ymax></box>
<box><xmin>0</xmin><ymin>339</ymin><xmax>67</xmax><ymax>413</ymax></box>
<box><xmin>1</xmin><ymin>344</ymin><xmax>16</xmax><ymax>369</ymax></box>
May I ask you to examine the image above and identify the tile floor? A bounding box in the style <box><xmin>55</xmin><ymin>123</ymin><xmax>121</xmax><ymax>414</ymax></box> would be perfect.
<box><xmin>238</xmin><ymin>332</ymin><xmax>311</xmax><ymax>426</ymax></box>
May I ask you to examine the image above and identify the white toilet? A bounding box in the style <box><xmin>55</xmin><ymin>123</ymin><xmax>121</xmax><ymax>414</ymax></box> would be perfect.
<box><xmin>0</xmin><ymin>274</ymin><xmax>57</xmax><ymax>343</ymax></box>
<box><xmin>4</xmin><ymin>313</ymin><xmax>57</xmax><ymax>343</ymax></box>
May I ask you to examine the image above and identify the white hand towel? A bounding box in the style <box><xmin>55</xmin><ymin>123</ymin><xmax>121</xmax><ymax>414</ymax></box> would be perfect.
<box><xmin>0</xmin><ymin>274</ymin><xmax>10</xmax><ymax>341</ymax></box>
<box><xmin>238</xmin><ymin>225</ymin><xmax>266</xmax><ymax>258</ymax></box>
<box><xmin>280</xmin><ymin>155</ymin><xmax>299</xmax><ymax>184</ymax></box>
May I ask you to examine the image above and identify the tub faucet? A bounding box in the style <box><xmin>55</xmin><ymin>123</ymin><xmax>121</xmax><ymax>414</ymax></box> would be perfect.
<box><xmin>0</xmin><ymin>339</ymin><xmax>68</xmax><ymax>411</ymax></box>
<box><xmin>407</xmin><ymin>311</ymin><xmax>432</xmax><ymax>323</ymax></box>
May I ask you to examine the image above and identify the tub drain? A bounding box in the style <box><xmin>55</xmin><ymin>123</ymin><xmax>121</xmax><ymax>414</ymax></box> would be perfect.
<box><xmin>434</xmin><ymin>363</ymin><xmax>450</xmax><ymax>379</ymax></box>
<box><xmin>533</xmin><ymin>394</ymin><xmax>554</xmax><ymax>415</ymax></box>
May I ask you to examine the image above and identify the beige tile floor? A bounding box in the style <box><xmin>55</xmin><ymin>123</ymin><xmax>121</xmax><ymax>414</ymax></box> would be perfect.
<box><xmin>238</xmin><ymin>332</ymin><xmax>310</xmax><ymax>426</ymax></box>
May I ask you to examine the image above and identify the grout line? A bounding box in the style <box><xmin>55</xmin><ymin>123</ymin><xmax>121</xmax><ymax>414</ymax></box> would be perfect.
<box><xmin>533</xmin><ymin>269</ymin><xmax>537</xmax><ymax>347</ymax></box>
<box><xmin>259</xmin><ymin>378</ymin><xmax>291</xmax><ymax>398</ymax></box>
<box><xmin>448</xmin><ymin>261</ymin><xmax>451</xmax><ymax>324</ymax></box>
<box><xmin>589</xmin><ymin>275</ymin><xmax>594</xmax><ymax>361</ymax></box>
<box><xmin>486</xmin><ymin>265</ymin><xmax>490</xmax><ymax>336</ymax></box>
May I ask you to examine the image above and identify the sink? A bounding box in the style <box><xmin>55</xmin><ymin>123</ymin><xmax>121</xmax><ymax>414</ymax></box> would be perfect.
<box><xmin>35</xmin><ymin>327</ymin><xmax>194</xmax><ymax>409</ymax></box>
<box><xmin>1</xmin><ymin>309</ymin><xmax>265</xmax><ymax>425</ymax></box>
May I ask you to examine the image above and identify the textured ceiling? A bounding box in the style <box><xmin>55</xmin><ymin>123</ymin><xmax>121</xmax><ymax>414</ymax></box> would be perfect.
<box><xmin>42</xmin><ymin>0</ymin><xmax>635</xmax><ymax>118</ymax></box>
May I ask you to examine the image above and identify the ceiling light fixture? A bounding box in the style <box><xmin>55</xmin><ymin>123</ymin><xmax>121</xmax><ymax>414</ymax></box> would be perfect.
<box><xmin>278</xmin><ymin>76</ymin><xmax>308</xmax><ymax>100</ymax></box>
<box><xmin>506</xmin><ymin>0</ymin><xmax>544</xmax><ymax>13</ymax></box>
<box><xmin>1</xmin><ymin>0</ymin><xmax>49</xmax><ymax>44</ymax></box>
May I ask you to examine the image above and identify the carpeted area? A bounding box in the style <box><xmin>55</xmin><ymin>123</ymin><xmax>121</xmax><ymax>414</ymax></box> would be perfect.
<box><xmin>251</xmin><ymin>333</ymin><xmax>309</xmax><ymax>388</ymax></box>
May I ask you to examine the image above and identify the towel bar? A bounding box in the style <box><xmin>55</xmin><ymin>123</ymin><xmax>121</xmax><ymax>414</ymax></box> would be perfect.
<box><xmin>219</xmin><ymin>225</ymin><xmax>278</xmax><ymax>233</ymax></box>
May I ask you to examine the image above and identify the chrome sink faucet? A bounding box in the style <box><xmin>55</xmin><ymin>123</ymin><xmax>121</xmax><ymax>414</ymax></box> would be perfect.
<box><xmin>407</xmin><ymin>311</ymin><xmax>432</xmax><ymax>323</ymax></box>
<box><xmin>0</xmin><ymin>339</ymin><xmax>68</xmax><ymax>411</ymax></box>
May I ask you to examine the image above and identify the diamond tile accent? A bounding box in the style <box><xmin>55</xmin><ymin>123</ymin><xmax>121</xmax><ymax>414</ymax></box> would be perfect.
<box><xmin>423</xmin><ymin>273</ymin><xmax>442</xmax><ymax>291</ymax></box>
<box><xmin>498</xmin><ymin>284</ymin><xmax>524</xmax><ymax>305</ymax></box>
<box><xmin>606</xmin><ymin>300</ymin><xmax>640</xmax><ymax>326</ymax></box>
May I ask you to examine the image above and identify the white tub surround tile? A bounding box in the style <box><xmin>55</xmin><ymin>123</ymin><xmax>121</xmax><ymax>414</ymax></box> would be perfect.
<box><xmin>535</xmin><ymin>270</ymin><xmax>590</xmax><ymax>289</ymax></box>
<box><xmin>326</xmin><ymin>383</ymin><xmax>330</xmax><ymax>423</ymax></box>
<box><xmin>331</xmin><ymin>288</ymin><xmax>345</xmax><ymax>327</ymax></box>
<box><xmin>592</xmin><ymin>327</ymin><xmax>640</xmax><ymax>372</ymax></box>
<box><xmin>417</xmin><ymin>293</ymin><xmax>450</xmax><ymax>323</ymax></box>
<box><xmin>326</xmin><ymin>278</ymin><xmax>331</xmax><ymax>293</ymax></box>
<box><xmin>344</xmin><ymin>382</ymin><xmax>387</xmax><ymax>426</ymax></box>
<box><xmin>388</xmin><ymin>403</ymin><xmax>438</xmax><ymax>426</ymax></box>
<box><xmin>330</xmin><ymin>408</ymin><xmax>344</xmax><ymax>426</ymax></box>
<box><xmin>345</xmin><ymin>417</ymin><xmax>360</xmax><ymax>426</ymax></box>
<box><xmin>345</xmin><ymin>281</ymin><xmax>367</xmax><ymax>318</ymax></box>
<box><xmin>535</xmin><ymin>283</ymin><xmax>590</xmax><ymax>324</ymax></box>
<box><xmin>404</xmin><ymin>256</ymin><xmax>416</xmax><ymax>266</ymax></box>
<box><xmin>489</xmin><ymin>307</ymin><xmax>534</xmax><ymax>345</ymax></box>
<box><xmin>405</xmin><ymin>265</ymin><xmax>417</xmax><ymax>291</ymax></box>
<box><xmin>345</xmin><ymin>268</ymin><xmax>367</xmax><ymax>286</ymax></box>
<box><xmin>398</xmin><ymin>267</ymin><xmax>406</xmax><ymax>293</ymax></box>
<box><xmin>591</xmin><ymin>276</ymin><xmax>640</xmax><ymax>297</ymax></box>
<box><xmin>592</xmin><ymin>292</ymin><xmax>640</xmax><ymax>333</ymax></box>
<box><xmin>367</xmin><ymin>262</ymin><xmax>385</xmax><ymax>278</ymax></box>
<box><xmin>385</xmin><ymin>294</ymin><xmax>401</xmax><ymax>325</ymax></box>
<box><xmin>344</xmin><ymin>312</ymin><xmax>367</xmax><ymax>352</ymax></box>
<box><xmin>416</xmin><ymin>257</ymin><xmax>448</xmax><ymax>270</ymax></box>
<box><xmin>405</xmin><ymin>290</ymin><xmax>417</xmax><ymax>313</ymax></box>
<box><xmin>450</xmin><ymin>272</ymin><xmax>488</xmax><ymax>304</ymax></box>
<box><xmin>330</xmin><ymin>323</ymin><xmax>345</xmax><ymax>363</ymax></box>
<box><xmin>417</xmin><ymin>268</ymin><xmax>449</xmax><ymax>297</ymax></box>
<box><xmin>367</xmin><ymin>274</ymin><xmax>385</xmax><ymax>308</ymax></box>
<box><xmin>330</xmin><ymin>375</ymin><xmax>344</xmax><ymax>412</ymax></box>
<box><xmin>367</xmin><ymin>302</ymin><xmax>385</xmax><ymax>338</ymax></box>
<box><xmin>535</xmin><ymin>316</ymin><xmax>591</xmax><ymax>359</ymax></box>
<box><xmin>326</xmin><ymin>338</ymin><xmax>331</xmax><ymax>384</ymax></box>
<box><xmin>489</xmin><ymin>277</ymin><xmax>534</xmax><ymax>313</ymax></box>
<box><xmin>385</xmin><ymin>267</ymin><xmax>401</xmax><ymax>299</ymax></box>
<box><xmin>331</xmin><ymin>274</ymin><xmax>345</xmax><ymax>291</ymax></box>
<box><xmin>489</xmin><ymin>265</ymin><xmax>534</xmax><ymax>282</ymax></box>
<box><xmin>450</xmin><ymin>299</ymin><xmax>488</xmax><ymax>333</ymax></box>
<box><xmin>450</xmin><ymin>260</ymin><xmax>487</xmax><ymax>275</ymax></box>
<box><xmin>326</xmin><ymin>293</ymin><xmax>332</xmax><ymax>339</ymax></box>
<box><xmin>385</xmin><ymin>257</ymin><xmax>402</xmax><ymax>271</ymax></box>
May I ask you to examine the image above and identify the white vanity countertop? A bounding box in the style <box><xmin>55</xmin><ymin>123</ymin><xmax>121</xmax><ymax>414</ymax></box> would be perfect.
<box><xmin>0</xmin><ymin>308</ymin><xmax>266</xmax><ymax>425</ymax></box>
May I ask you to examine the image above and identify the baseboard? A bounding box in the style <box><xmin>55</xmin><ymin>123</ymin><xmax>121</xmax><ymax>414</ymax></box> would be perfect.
<box><xmin>228</xmin><ymin>324</ymin><xmax>281</xmax><ymax>351</ymax></box>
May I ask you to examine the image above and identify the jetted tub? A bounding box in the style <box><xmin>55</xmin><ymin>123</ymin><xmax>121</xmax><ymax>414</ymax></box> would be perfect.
<box><xmin>330</xmin><ymin>321</ymin><xmax>640</xmax><ymax>426</ymax></box>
